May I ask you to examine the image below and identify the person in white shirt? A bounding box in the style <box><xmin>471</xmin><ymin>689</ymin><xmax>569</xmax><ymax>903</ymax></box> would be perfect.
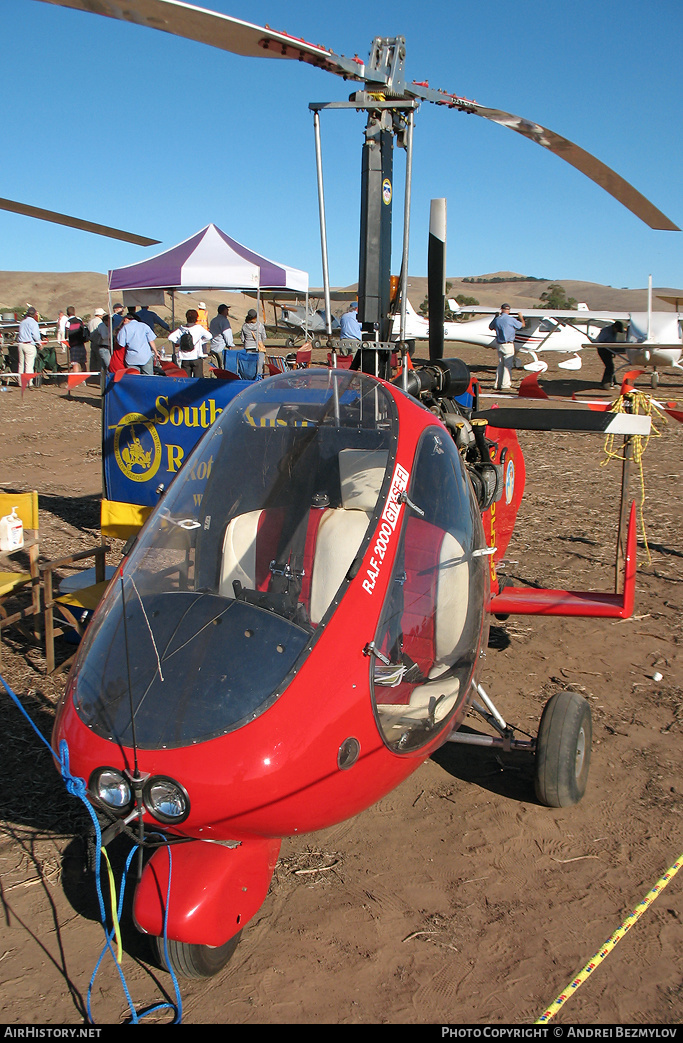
<box><xmin>17</xmin><ymin>307</ymin><xmax>45</xmax><ymax>386</ymax></box>
<box><xmin>57</xmin><ymin>310</ymin><xmax>68</xmax><ymax>354</ymax></box>
<box><xmin>168</xmin><ymin>309</ymin><xmax>212</xmax><ymax>377</ymax></box>
<box><xmin>88</xmin><ymin>308</ymin><xmax>106</xmax><ymax>333</ymax></box>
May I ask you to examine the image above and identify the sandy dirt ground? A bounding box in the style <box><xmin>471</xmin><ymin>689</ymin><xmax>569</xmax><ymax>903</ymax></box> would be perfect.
<box><xmin>0</xmin><ymin>340</ymin><xmax>681</xmax><ymax>1027</ymax></box>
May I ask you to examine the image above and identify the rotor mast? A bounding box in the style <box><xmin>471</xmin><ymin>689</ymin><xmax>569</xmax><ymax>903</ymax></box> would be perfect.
<box><xmin>356</xmin><ymin>37</ymin><xmax>408</xmax><ymax>343</ymax></box>
<box><xmin>312</xmin><ymin>37</ymin><xmax>419</xmax><ymax>351</ymax></box>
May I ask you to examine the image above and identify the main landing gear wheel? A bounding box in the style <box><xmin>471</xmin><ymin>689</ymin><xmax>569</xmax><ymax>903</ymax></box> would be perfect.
<box><xmin>534</xmin><ymin>690</ymin><xmax>592</xmax><ymax>808</ymax></box>
<box><xmin>152</xmin><ymin>931</ymin><xmax>242</xmax><ymax>979</ymax></box>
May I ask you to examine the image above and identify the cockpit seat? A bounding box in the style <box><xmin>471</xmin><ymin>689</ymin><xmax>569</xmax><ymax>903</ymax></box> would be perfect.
<box><xmin>219</xmin><ymin>508</ymin><xmax>285</xmax><ymax>596</ymax></box>
<box><xmin>308</xmin><ymin>449</ymin><xmax>388</xmax><ymax>624</ymax></box>
<box><xmin>375</xmin><ymin>517</ymin><xmax>470</xmax><ymax>733</ymax></box>
<box><xmin>219</xmin><ymin>449</ymin><xmax>389</xmax><ymax>626</ymax></box>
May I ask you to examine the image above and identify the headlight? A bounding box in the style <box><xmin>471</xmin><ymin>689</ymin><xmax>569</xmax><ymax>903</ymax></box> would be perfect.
<box><xmin>90</xmin><ymin>767</ymin><xmax>133</xmax><ymax>814</ymax></box>
<box><xmin>143</xmin><ymin>776</ymin><xmax>190</xmax><ymax>824</ymax></box>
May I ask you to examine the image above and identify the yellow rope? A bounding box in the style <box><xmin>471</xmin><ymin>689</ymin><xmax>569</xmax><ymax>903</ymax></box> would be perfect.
<box><xmin>535</xmin><ymin>851</ymin><xmax>683</xmax><ymax>1023</ymax></box>
<box><xmin>601</xmin><ymin>389</ymin><xmax>669</xmax><ymax>565</ymax></box>
<box><xmin>101</xmin><ymin>846</ymin><xmax>123</xmax><ymax>964</ymax></box>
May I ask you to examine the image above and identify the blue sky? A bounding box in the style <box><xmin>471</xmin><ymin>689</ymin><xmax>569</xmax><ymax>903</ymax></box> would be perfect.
<box><xmin>2</xmin><ymin>0</ymin><xmax>681</xmax><ymax>290</ymax></box>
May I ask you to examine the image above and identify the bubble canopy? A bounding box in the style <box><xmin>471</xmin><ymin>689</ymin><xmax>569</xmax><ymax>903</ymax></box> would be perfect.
<box><xmin>72</xmin><ymin>370</ymin><xmax>400</xmax><ymax>749</ymax></box>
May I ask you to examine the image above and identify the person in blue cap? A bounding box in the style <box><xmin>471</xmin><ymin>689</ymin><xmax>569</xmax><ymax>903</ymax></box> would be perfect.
<box><xmin>489</xmin><ymin>303</ymin><xmax>525</xmax><ymax>391</ymax></box>
<box><xmin>339</xmin><ymin>301</ymin><xmax>362</xmax><ymax>347</ymax></box>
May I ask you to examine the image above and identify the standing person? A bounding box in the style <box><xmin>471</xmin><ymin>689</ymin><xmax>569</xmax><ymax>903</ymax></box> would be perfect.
<box><xmin>241</xmin><ymin>308</ymin><xmax>267</xmax><ymax>374</ymax></box>
<box><xmin>57</xmin><ymin>310</ymin><xmax>69</xmax><ymax>355</ymax></box>
<box><xmin>116</xmin><ymin>313</ymin><xmax>160</xmax><ymax>374</ymax></box>
<box><xmin>88</xmin><ymin>309</ymin><xmax>106</xmax><ymax>370</ymax></box>
<box><xmin>489</xmin><ymin>303</ymin><xmax>525</xmax><ymax>391</ymax></box>
<box><xmin>65</xmin><ymin>306</ymin><xmax>90</xmax><ymax>372</ymax></box>
<box><xmin>595</xmin><ymin>320</ymin><xmax>626</xmax><ymax>389</ymax></box>
<box><xmin>17</xmin><ymin>307</ymin><xmax>45</xmax><ymax>386</ymax></box>
<box><xmin>339</xmin><ymin>302</ymin><xmax>362</xmax><ymax>340</ymax></box>
<box><xmin>88</xmin><ymin>308</ymin><xmax>106</xmax><ymax>334</ymax></box>
<box><xmin>91</xmin><ymin>313</ymin><xmax>111</xmax><ymax>372</ymax></box>
<box><xmin>208</xmin><ymin>304</ymin><xmax>234</xmax><ymax>362</ymax></box>
<box><xmin>168</xmin><ymin>309</ymin><xmax>211</xmax><ymax>377</ymax></box>
<box><xmin>196</xmin><ymin>301</ymin><xmax>209</xmax><ymax>330</ymax></box>
<box><xmin>111</xmin><ymin>303</ymin><xmax>126</xmax><ymax>332</ymax></box>
<box><xmin>339</xmin><ymin>301</ymin><xmax>362</xmax><ymax>356</ymax></box>
<box><xmin>135</xmin><ymin>305</ymin><xmax>171</xmax><ymax>334</ymax></box>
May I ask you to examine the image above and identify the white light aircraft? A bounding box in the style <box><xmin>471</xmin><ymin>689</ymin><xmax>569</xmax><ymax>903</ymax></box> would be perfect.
<box><xmin>392</xmin><ymin>295</ymin><xmax>682</xmax><ymax>385</ymax></box>
<box><xmin>390</xmin><ymin>297</ymin><xmax>618</xmax><ymax>368</ymax></box>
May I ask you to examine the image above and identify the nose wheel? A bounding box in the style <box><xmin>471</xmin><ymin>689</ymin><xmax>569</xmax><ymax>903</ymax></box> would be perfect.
<box><xmin>152</xmin><ymin>931</ymin><xmax>242</xmax><ymax>979</ymax></box>
<box><xmin>534</xmin><ymin>689</ymin><xmax>592</xmax><ymax>807</ymax></box>
<box><xmin>448</xmin><ymin>682</ymin><xmax>592</xmax><ymax>807</ymax></box>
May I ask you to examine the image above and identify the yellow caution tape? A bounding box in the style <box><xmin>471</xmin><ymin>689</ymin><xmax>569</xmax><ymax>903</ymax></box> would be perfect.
<box><xmin>535</xmin><ymin>851</ymin><xmax>683</xmax><ymax>1023</ymax></box>
<box><xmin>101</xmin><ymin>846</ymin><xmax>123</xmax><ymax>964</ymax></box>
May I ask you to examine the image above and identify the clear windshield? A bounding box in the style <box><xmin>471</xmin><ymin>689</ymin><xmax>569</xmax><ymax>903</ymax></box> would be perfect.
<box><xmin>73</xmin><ymin>370</ymin><xmax>398</xmax><ymax>748</ymax></box>
<box><xmin>371</xmin><ymin>426</ymin><xmax>488</xmax><ymax>752</ymax></box>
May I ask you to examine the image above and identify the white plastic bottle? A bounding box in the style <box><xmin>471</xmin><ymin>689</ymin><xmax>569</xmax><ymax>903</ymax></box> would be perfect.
<box><xmin>0</xmin><ymin>507</ymin><xmax>24</xmax><ymax>552</ymax></box>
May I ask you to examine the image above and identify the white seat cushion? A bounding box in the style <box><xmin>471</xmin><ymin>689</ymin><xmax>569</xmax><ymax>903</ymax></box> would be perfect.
<box><xmin>219</xmin><ymin>510</ymin><xmax>262</xmax><ymax>596</ymax></box>
<box><xmin>310</xmin><ymin>508</ymin><xmax>370</xmax><ymax>624</ymax></box>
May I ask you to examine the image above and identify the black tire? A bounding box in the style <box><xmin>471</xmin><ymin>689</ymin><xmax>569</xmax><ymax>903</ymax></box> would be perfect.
<box><xmin>312</xmin><ymin>338</ymin><xmax>322</xmax><ymax>350</ymax></box>
<box><xmin>535</xmin><ymin>690</ymin><xmax>592</xmax><ymax>807</ymax></box>
<box><xmin>152</xmin><ymin>930</ymin><xmax>241</xmax><ymax>979</ymax></box>
<box><xmin>285</xmin><ymin>337</ymin><xmax>295</xmax><ymax>349</ymax></box>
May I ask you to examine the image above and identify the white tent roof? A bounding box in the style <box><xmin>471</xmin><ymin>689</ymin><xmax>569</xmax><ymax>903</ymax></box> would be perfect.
<box><xmin>108</xmin><ymin>223</ymin><xmax>308</xmax><ymax>293</ymax></box>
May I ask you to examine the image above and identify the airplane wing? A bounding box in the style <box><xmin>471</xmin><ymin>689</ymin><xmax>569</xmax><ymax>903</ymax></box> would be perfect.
<box><xmin>447</xmin><ymin>301</ymin><xmax>631</xmax><ymax>321</ymax></box>
<box><xmin>34</xmin><ymin>0</ymin><xmax>679</xmax><ymax>233</ymax></box>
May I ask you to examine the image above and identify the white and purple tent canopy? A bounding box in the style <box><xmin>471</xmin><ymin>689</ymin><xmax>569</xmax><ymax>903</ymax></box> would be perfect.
<box><xmin>108</xmin><ymin>223</ymin><xmax>308</xmax><ymax>294</ymax></box>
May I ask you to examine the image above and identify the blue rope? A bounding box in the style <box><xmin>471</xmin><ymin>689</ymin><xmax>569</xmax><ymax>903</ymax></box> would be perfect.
<box><xmin>0</xmin><ymin>674</ymin><xmax>183</xmax><ymax>1025</ymax></box>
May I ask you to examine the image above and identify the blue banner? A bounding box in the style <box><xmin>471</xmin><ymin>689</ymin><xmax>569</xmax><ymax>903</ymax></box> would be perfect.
<box><xmin>102</xmin><ymin>374</ymin><xmax>252</xmax><ymax>507</ymax></box>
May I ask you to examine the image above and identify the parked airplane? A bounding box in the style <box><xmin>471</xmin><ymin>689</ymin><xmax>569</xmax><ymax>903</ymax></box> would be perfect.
<box><xmin>246</xmin><ymin>289</ymin><xmax>352</xmax><ymax>347</ymax></box>
<box><xmin>392</xmin><ymin>297</ymin><xmax>682</xmax><ymax>384</ymax></box>
<box><xmin>390</xmin><ymin>297</ymin><xmax>610</xmax><ymax>369</ymax></box>
<box><xmin>608</xmin><ymin>310</ymin><xmax>683</xmax><ymax>387</ymax></box>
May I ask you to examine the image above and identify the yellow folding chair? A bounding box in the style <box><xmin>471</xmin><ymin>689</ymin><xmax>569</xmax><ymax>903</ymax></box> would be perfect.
<box><xmin>0</xmin><ymin>491</ymin><xmax>41</xmax><ymax>663</ymax></box>
<box><xmin>42</xmin><ymin>498</ymin><xmax>152</xmax><ymax>673</ymax></box>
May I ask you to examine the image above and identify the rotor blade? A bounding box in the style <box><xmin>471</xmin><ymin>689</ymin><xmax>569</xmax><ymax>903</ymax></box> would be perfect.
<box><xmin>409</xmin><ymin>86</ymin><xmax>679</xmax><ymax>232</ymax></box>
<box><xmin>35</xmin><ymin>1</ymin><xmax>678</xmax><ymax>232</ymax></box>
<box><xmin>34</xmin><ymin>0</ymin><xmax>365</xmax><ymax>78</ymax></box>
<box><xmin>0</xmin><ymin>197</ymin><xmax>160</xmax><ymax>246</ymax></box>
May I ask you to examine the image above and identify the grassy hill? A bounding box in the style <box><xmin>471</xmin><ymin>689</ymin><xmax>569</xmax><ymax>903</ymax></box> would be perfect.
<box><xmin>1</xmin><ymin>270</ymin><xmax>681</xmax><ymax>326</ymax></box>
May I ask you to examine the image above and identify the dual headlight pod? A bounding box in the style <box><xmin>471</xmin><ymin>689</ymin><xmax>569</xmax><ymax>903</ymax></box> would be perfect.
<box><xmin>89</xmin><ymin>767</ymin><xmax>190</xmax><ymax>824</ymax></box>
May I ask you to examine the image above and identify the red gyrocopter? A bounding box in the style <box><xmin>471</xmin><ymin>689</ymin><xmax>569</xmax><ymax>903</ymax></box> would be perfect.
<box><xmin>51</xmin><ymin>358</ymin><xmax>641</xmax><ymax>977</ymax></box>
<box><xmin>33</xmin><ymin>0</ymin><xmax>668</xmax><ymax>982</ymax></box>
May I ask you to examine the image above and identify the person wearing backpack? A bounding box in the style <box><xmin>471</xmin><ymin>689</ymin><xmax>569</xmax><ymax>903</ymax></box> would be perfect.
<box><xmin>65</xmin><ymin>306</ymin><xmax>90</xmax><ymax>372</ymax></box>
<box><xmin>168</xmin><ymin>309</ymin><xmax>212</xmax><ymax>377</ymax></box>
